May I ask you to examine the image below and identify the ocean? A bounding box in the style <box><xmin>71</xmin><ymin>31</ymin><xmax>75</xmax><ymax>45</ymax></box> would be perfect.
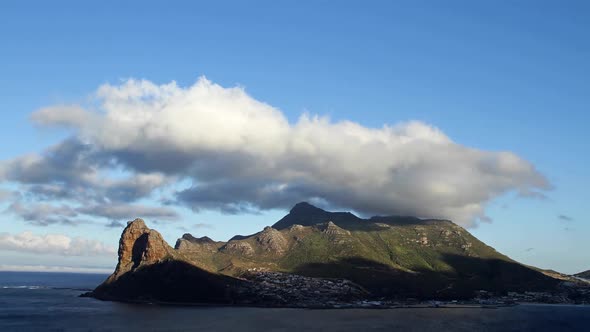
<box><xmin>0</xmin><ymin>271</ymin><xmax>589</xmax><ymax>331</ymax></box>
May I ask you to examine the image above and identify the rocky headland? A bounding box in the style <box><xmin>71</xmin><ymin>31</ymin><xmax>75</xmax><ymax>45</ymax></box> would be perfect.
<box><xmin>84</xmin><ymin>203</ymin><xmax>590</xmax><ymax>307</ymax></box>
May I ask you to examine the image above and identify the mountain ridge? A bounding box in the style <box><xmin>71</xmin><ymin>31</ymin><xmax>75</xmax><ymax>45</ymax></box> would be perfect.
<box><xmin>88</xmin><ymin>202</ymin><xmax>583</xmax><ymax>305</ymax></box>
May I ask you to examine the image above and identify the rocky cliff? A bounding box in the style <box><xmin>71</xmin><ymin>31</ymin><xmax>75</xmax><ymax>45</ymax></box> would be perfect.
<box><xmin>90</xmin><ymin>218</ymin><xmax>250</xmax><ymax>304</ymax></box>
<box><xmin>104</xmin><ymin>218</ymin><xmax>176</xmax><ymax>282</ymax></box>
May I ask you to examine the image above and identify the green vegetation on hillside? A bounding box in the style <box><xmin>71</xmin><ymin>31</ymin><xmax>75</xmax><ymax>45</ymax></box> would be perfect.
<box><xmin>170</xmin><ymin>202</ymin><xmax>557</xmax><ymax>299</ymax></box>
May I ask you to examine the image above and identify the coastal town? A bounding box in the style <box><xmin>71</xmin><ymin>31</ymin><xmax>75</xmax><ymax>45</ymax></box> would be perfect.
<box><xmin>238</xmin><ymin>269</ymin><xmax>590</xmax><ymax>308</ymax></box>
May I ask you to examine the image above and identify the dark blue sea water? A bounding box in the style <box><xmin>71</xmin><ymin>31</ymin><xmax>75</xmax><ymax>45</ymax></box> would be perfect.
<box><xmin>1</xmin><ymin>271</ymin><xmax>589</xmax><ymax>331</ymax></box>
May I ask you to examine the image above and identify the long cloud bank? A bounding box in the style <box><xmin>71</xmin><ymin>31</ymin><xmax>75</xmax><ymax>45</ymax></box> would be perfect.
<box><xmin>0</xmin><ymin>77</ymin><xmax>550</xmax><ymax>227</ymax></box>
<box><xmin>0</xmin><ymin>231</ymin><xmax>116</xmax><ymax>256</ymax></box>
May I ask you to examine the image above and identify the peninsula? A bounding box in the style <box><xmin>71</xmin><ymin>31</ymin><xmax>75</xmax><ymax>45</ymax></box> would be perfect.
<box><xmin>86</xmin><ymin>203</ymin><xmax>590</xmax><ymax>307</ymax></box>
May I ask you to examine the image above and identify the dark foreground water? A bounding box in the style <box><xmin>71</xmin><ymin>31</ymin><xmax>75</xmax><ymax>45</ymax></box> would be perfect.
<box><xmin>1</xmin><ymin>272</ymin><xmax>589</xmax><ymax>331</ymax></box>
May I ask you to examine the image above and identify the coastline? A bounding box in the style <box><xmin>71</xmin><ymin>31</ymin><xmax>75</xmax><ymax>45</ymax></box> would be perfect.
<box><xmin>82</xmin><ymin>290</ymin><xmax>590</xmax><ymax>310</ymax></box>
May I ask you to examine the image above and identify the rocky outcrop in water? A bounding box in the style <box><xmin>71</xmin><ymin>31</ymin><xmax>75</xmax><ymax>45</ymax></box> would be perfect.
<box><xmin>109</xmin><ymin>218</ymin><xmax>175</xmax><ymax>281</ymax></box>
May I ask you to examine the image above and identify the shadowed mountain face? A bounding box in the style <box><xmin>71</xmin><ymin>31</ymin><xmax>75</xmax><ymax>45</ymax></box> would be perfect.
<box><xmin>272</xmin><ymin>202</ymin><xmax>362</xmax><ymax>230</ymax></box>
<box><xmin>90</xmin><ymin>203</ymin><xmax>560</xmax><ymax>304</ymax></box>
<box><xmin>576</xmin><ymin>270</ymin><xmax>590</xmax><ymax>279</ymax></box>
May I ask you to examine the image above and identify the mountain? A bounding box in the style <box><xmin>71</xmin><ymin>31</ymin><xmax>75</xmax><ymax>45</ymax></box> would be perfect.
<box><xmin>89</xmin><ymin>202</ymin><xmax>562</xmax><ymax>304</ymax></box>
<box><xmin>272</xmin><ymin>202</ymin><xmax>362</xmax><ymax>229</ymax></box>
<box><xmin>576</xmin><ymin>270</ymin><xmax>590</xmax><ymax>280</ymax></box>
<box><xmin>90</xmin><ymin>219</ymin><xmax>250</xmax><ymax>304</ymax></box>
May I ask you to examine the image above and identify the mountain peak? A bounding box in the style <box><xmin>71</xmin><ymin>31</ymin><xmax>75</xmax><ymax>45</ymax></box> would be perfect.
<box><xmin>181</xmin><ymin>233</ymin><xmax>215</xmax><ymax>244</ymax></box>
<box><xmin>272</xmin><ymin>202</ymin><xmax>331</xmax><ymax>230</ymax></box>
<box><xmin>289</xmin><ymin>201</ymin><xmax>325</xmax><ymax>214</ymax></box>
<box><xmin>108</xmin><ymin>218</ymin><xmax>175</xmax><ymax>282</ymax></box>
<box><xmin>273</xmin><ymin>202</ymin><xmax>361</xmax><ymax>230</ymax></box>
<box><xmin>126</xmin><ymin>218</ymin><xmax>148</xmax><ymax>230</ymax></box>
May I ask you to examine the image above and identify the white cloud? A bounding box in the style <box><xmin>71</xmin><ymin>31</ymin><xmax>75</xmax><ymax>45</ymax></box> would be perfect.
<box><xmin>77</xmin><ymin>203</ymin><xmax>179</xmax><ymax>221</ymax></box>
<box><xmin>0</xmin><ymin>189</ymin><xmax>17</xmax><ymax>202</ymax></box>
<box><xmin>5</xmin><ymin>200</ymin><xmax>178</xmax><ymax>226</ymax></box>
<box><xmin>0</xmin><ymin>138</ymin><xmax>171</xmax><ymax>203</ymax></box>
<box><xmin>3</xmin><ymin>76</ymin><xmax>550</xmax><ymax>227</ymax></box>
<box><xmin>7</xmin><ymin>201</ymin><xmax>80</xmax><ymax>226</ymax></box>
<box><xmin>31</xmin><ymin>105</ymin><xmax>97</xmax><ymax>129</ymax></box>
<box><xmin>0</xmin><ymin>231</ymin><xmax>116</xmax><ymax>256</ymax></box>
<box><xmin>0</xmin><ymin>264</ymin><xmax>112</xmax><ymax>274</ymax></box>
<box><xmin>194</xmin><ymin>223</ymin><xmax>214</xmax><ymax>229</ymax></box>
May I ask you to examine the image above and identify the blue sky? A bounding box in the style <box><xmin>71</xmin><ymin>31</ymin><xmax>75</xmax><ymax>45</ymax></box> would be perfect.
<box><xmin>0</xmin><ymin>0</ymin><xmax>588</xmax><ymax>274</ymax></box>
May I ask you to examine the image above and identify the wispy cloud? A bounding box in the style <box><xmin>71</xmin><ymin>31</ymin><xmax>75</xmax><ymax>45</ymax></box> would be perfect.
<box><xmin>105</xmin><ymin>220</ymin><xmax>124</xmax><ymax>228</ymax></box>
<box><xmin>0</xmin><ymin>77</ymin><xmax>551</xmax><ymax>227</ymax></box>
<box><xmin>194</xmin><ymin>223</ymin><xmax>214</xmax><ymax>229</ymax></box>
<box><xmin>0</xmin><ymin>231</ymin><xmax>116</xmax><ymax>256</ymax></box>
<box><xmin>558</xmin><ymin>214</ymin><xmax>574</xmax><ymax>222</ymax></box>
<box><xmin>0</xmin><ymin>189</ymin><xmax>18</xmax><ymax>201</ymax></box>
<box><xmin>4</xmin><ymin>200</ymin><xmax>179</xmax><ymax>226</ymax></box>
<box><xmin>77</xmin><ymin>203</ymin><xmax>179</xmax><ymax>221</ymax></box>
<box><xmin>0</xmin><ymin>264</ymin><xmax>112</xmax><ymax>274</ymax></box>
<box><xmin>177</xmin><ymin>223</ymin><xmax>214</xmax><ymax>234</ymax></box>
<box><xmin>5</xmin><ymin>201</ymin><xmax>82</xmax><ymax>226</ymax></box>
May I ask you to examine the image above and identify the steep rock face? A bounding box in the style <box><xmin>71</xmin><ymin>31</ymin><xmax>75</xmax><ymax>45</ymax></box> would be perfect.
<box><xmin>256</xmin><ymin>226</ymin><xmax>288</xmax><ymax>254</ymax></box>
<box><xmin>91</xmin><ymin>219</ymin><xmax>250</xmax><ymax>304</ymax></box>
<box><xmin>317</xmin><ymin>221</ymin><xmax>351</xmax><ymax>244</ymax></box>
<box><xmin>576</xmin><ymin>270</ymin><xmax>590</xmax><ymax>279</ymax></box>
<box><xmin>143</xmin><ymin>230</ymin><xmax>174</xmax><ymax>263</ymax></box>
<box><xmin>108</xmin><ymin>218</ymin><xmax>175</xmax><ymax>281</ymax></box>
